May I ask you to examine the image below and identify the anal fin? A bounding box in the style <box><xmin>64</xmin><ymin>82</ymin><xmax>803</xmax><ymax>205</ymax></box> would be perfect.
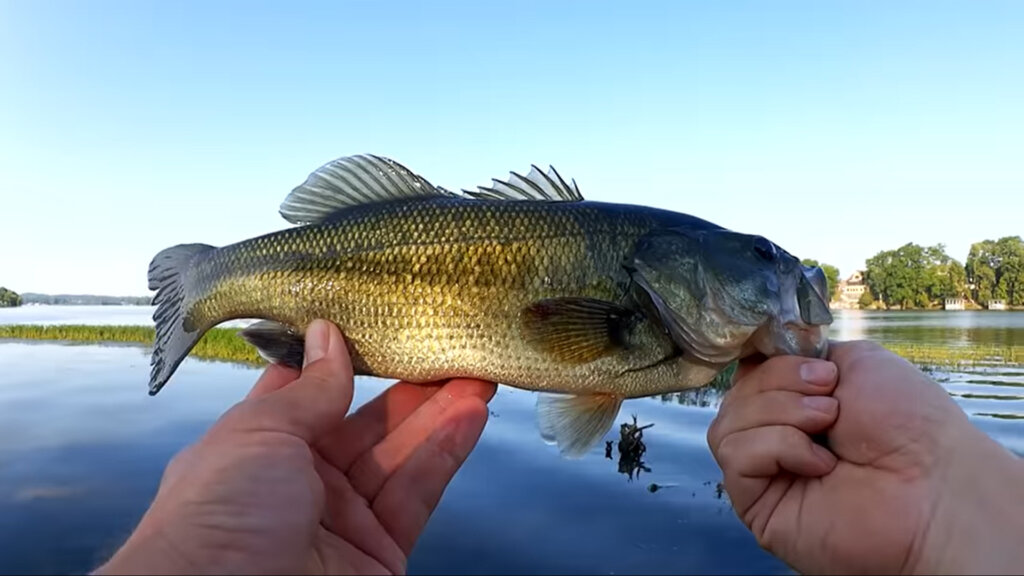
<box><xmin>537</xmin><ymin>392</ymin><xmax>624</xmax><ymax>458</ymax></box>
<box><xmin>238</xmin><ymin>321</ymin><xmax>305</xmax><ymax>369</ymax></box>
<box><xmin>521</xmin><ymin>297</ymin><xmax>637</xmax><ymax>364</ymax></box>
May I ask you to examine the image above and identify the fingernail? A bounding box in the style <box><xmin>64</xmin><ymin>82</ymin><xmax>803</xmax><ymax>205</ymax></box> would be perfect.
<box><xmin>803</xmin><ymin>395</ymin><xmax>838</xmax><ymax>414</ymax></box>
<box><xmin>304</xmin><ymin>320</ymin><xmax>330</xmax><ymax>367</ymax></box>
<box><xmin>800</xmin><ymin>360</ymin><xmax>837</xmax><ymax>386</ymax></box>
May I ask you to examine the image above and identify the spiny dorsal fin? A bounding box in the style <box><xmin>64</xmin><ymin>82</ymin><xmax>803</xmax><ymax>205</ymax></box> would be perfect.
<box><xmin>537</xmin><ymin>392</ymin><xmax>623</xmax><ymax>458</ymax></box>
<box><xmin>520</xmin><ymin>297</ymin><xmax>637</xmax><ymax>364</ymax></box>
<box><xmin>464</xmin><ymin>165</ymin><xmax>584</xmax><ymax>202</ymax></box>
<box><xmin>280</xmin><ymin>154</ymin><xmax>458</xmax><ymax>225</ymax></box>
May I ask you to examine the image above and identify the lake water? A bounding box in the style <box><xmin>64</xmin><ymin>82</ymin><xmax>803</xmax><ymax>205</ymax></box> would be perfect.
<box><xmin>1</xmin><ymin>306</ymin><xmax>1022</xmax><ymax>574</ymax></box>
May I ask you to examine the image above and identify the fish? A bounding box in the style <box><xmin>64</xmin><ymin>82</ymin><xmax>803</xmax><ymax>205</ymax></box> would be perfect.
<box><xmin>147</xmin><ymin>153</ymin><xmax>833</xmax><ymax>457</ymax></box>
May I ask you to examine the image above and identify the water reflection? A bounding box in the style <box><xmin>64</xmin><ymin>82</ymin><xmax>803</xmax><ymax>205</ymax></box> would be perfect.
<box><xmin>609</xmin><ymin>415</ymin><xmax>654</xmax><ymax>481</ymax></box>
<box><xmin>658</xmin><ymin>367</ymin><xmax>736</xmax><ymax>410</ymax></box>
<box><xmin>1</xmin><ymin>307</ymin><xmax>1024</xmax><ymax>574</ymax></box>
<box><xmin>0</xmin><ymin>343</ymin><xmax>783</xmax><ymax>575</ymax></box>
<box><xmin>831</xmin><ymin>310</ymin><xmax>1024</xmax><ymax>347</ymax></box>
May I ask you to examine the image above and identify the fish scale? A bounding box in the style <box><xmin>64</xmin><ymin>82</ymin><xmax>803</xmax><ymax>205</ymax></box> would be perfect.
<box><xmin>147</xmin><ymin>154</ymin><xmax>833</xmax><ymax>457</ymax></box>
<box><xmin>187</xmin><ymin>198</ymin><xmax>684</xmax><ymax>394</ymax></box>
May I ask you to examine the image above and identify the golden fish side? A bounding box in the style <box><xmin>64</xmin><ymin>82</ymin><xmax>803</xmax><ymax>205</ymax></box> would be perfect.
<box><xmin>148</xmin><ymin>153</ymin><xmax>833</xmax><ymax>457</ymax></box>
<box><xmin>181</xmin><ymin>197</ymin><xmax>723</xmax><ymax>398</ymax></box>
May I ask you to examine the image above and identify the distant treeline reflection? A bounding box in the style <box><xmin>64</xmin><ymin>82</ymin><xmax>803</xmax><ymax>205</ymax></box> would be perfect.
<box><xmin>657</xmin><ymin>362</ymin><xmax>737</xmax><ymax>408</ymax></box>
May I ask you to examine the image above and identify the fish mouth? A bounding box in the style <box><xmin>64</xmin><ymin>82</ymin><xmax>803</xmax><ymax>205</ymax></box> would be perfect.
<box><xmin>752</xmin><ymin>319</ymin><xmax>830</xmax><ymax>359</ymax></box>
<box><xmin>783</xmin><ymin>321</ymin><xmax>831</xmax><ymax>358</ymax></box>
<box><xmin>750</xmin><ymin>264</ymin><xmax>834</xmax><ymax>359</ymax></box>
<box><xmin>796</xmin><ymin>265</ymin><xmax>833</xmax><ymax>326</ymax></box>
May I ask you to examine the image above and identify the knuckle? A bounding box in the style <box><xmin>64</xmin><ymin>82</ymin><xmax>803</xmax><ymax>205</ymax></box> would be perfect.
<box><xmin>761</xmin><ymin>354</ymin><xmax>807</xmax><ymax>379</ymax></box>
<box><xmin>706</xmin><ymin>415</ymin><xmax>724</xmax><ymax>447</ymax></box>
<box><xmin>713</xmin><ymin>433</ymin><xmax>741</xmax><ymax>469</ymax></box>
<box><xmin>777</xmin><ymin>424</ymin><xmax>808</xmax><ymax>450</ymax></box>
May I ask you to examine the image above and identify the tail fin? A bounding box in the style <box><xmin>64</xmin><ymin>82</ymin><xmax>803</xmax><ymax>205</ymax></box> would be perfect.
<box><xmin>147</xmin><ymin>243</ymin><xmax>217</xmax><ymax>396</ymax></box>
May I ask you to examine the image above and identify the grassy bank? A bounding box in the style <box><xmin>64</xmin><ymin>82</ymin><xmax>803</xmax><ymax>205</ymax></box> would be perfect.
<box><xmin>1</xmin><ymin>324</ymin><xmax>1022</xmax><ymax>369</ymax></box>
<box><xmin>0</xmin><ymin>324</ymin><xmax>264</xmax><ymax>365</ymax></box>
<box><xmin>881</xmin><ymin>342</ymin><xmax>1024</xmax><ymax>366</ymax></box>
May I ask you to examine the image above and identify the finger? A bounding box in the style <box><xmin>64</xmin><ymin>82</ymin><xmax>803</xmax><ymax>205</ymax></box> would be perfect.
<box><xmin>345</xmin><ymin>379</ymin><xmax>496</xmax><ymax>501</ymax></box>
<box><xmin>245</xmin><ymin>363</ymin><xmax>301</xmax><ymax>400</ymax></box>
<box><xmin>826</xmin><ymin>339</ymin><xmax>891</xmax><ymax>367</ymax></box>
<box><xmin>313</xmin><ymin>455</ymin><xmax>406</xmax><ymax>576</ymax></box>
<box><xmin>316</xmin><ymin>380</ymin><xmax>448</xmax><ymax>472</ymax></box>
<box><xmin>716</xmin><ymin>425</ymin><xmax>836</xmax><ymax>478</ymax></box>
<box><xmin>714</xmin><ymin>425</ymin><xmax>836</xmax><ymax>506</ymax></box>
<box><xmin>724</xmin><ymin>355</ymin><xmax>838</xmax><ymax>410</ymax></box>
<box><xmin>245</xmin><ymin>319</ymin><xmax>356</xmax><ymax>442</ymax></box>
<box><xmin>371</xmin><ymin>396</ymin><xmax>489</xmax><ymax>556</ymax></box>
<box><xmin>708</xmin><ymin>390</ymin><xmax>838</xmax><ymax>450</ymax></box>
<box><xmin>733</xmin><ymin>353</ymin><xmax>767</xmax><ymax>384</ymax></box>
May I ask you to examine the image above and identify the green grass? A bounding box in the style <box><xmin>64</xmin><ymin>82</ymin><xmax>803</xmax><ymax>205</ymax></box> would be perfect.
<box><xmin>1</xmin><ymin>324</ymin><xmax>1022</xmax><ymax>369</ymax></box>
<box><xmin>881</xmin><ymin>342</ymin><xmax>1024</xmax><ymax>366</ymax></box>
<box><xmin>0</xmin><ymin>324</ymin><xmax>264</xmax><ymax>365</ymax></box>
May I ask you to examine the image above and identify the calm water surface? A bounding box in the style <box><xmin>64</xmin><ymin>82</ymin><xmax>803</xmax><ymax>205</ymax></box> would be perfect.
<box><xmin>0</xmin><ymin>307</ymin><xmax>1022</xmax><ymax>574</ymax></box>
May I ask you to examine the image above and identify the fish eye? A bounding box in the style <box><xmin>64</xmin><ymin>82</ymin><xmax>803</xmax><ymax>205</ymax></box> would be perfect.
<box><xmin>753</xmin><ymin>237</ymin><xmax>777</xmax><ymax>262</ymax></box>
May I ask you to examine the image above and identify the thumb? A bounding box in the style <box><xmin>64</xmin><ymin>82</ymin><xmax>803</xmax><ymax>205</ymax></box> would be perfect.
<box><xmin>261</xmin><ymin>319</ymin><xmax>356</xmax><ymax>442</ymax></box>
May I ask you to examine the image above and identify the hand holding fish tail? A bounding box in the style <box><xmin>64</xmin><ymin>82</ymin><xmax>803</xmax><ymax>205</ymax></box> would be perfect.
<box><xmin>94</xmin><ymin>319</ymin><xmax>496</xmax><ymax>576</ymax></box>
<box><xmin>707</xmin><ymin>340</ymin><xmax>1024</xmax><ymax>575</ymax></box>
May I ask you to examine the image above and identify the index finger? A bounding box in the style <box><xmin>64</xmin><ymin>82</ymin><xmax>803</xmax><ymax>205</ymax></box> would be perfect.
<box><xmin>720</xmin><ymin>355</ymin><xmax>839</xmax><ymax>418</ymax></box>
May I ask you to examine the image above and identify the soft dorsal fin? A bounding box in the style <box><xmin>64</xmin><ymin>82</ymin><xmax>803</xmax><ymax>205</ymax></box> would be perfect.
<box><xmin>280</xmin><ymin>154</ymin><xmax>457</xmax><ymax>225</ymax></box>
<box><xmin>464</xmin><ymin>165</ymin><xmax>584</xmax><ymax>202</ymax></box>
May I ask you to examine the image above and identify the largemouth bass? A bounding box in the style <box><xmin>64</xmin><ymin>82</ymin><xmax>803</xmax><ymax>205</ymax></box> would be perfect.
<box><xmin>148</xmin><ymin>154</ymin><xmax>833</xmax><ymax>457</ymax></box>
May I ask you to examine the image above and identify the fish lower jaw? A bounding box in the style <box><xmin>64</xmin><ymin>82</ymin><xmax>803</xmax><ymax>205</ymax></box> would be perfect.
<box><xmin>752</xmin><ymin>321</ymin><xmax>830</xmax><ymax>359</ymax></box>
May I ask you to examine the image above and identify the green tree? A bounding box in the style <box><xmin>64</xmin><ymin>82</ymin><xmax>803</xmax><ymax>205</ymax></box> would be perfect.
<box><xmin>0</xmin><ymin>287</ymin><xmax>22</xmax><ymax>308</ymax></box>
<box><xmin>966</xmin><ymin>236</ymin><xmax>1024</xmax><ymax>306</ymax></box>
<box><xmin>923</xmin><ymin>244</ymin><xmax>967</xmax><ymax>301</ymax></box>
<box><xmin>800</xmin><ymin>258</ymin><xmax>840</xmax><ymax>302</ymax></box>
<box><xmin>864</xmin><ymin>243</ymin><xmax>964</xmax><ymax>309</ymax></box>
<box><xmin>858</xmin><ymin>286</ymin><xmax>875</xmax><ymax>309</ymax></box>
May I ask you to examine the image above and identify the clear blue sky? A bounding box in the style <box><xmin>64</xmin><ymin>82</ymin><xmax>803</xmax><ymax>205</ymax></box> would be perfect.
<box><xmin>2</xmin><ymin>0</ymin><xmax>1021</xmax><ymax>296</ymax></box>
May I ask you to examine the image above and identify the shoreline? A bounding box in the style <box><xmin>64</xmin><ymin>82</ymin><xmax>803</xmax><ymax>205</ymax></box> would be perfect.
<box><xmin>1</xmin><ymin>324</ymin><xmax>1021</xmax><ymax>369</ymax></box>
<box><xmin>0</xmin><ymin>324</ymin><xmax>264</xmax><ymax>365</ymax></box>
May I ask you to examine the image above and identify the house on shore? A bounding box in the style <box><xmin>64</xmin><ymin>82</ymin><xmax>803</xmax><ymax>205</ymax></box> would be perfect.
<box><xmin>944</xmin><ymin>298</ymin><xmax>966</xmax><ymax>311</ymax></box>
<box><xmin>988</xmin><ymin>299</ymin><xmax>1007</xmax><ymax>310</ymax></box>
<box><xmin>831</xmin><ymin>271</ymin><xmax>867</xmax><ymax>310</ymax></box>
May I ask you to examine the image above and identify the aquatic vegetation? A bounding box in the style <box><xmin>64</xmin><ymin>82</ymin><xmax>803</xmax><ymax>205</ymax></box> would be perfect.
<box><xmin>1</xmin><ymin>325</ymin><xmax>1022</xmax><ymax>379</ymax></box>
<box><xmin>881</xmin><ymin>342</ymin><xmax>1024</xmax><ymax>367</ymax></box>
<box><xmin>0</xmin><ymin>324</ymin><xmax>263</xmax><ymax>365</ymax></box>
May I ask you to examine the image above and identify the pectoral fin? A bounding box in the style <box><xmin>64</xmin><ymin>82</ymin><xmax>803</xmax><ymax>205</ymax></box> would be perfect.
<box><xmin>520</xmin><ymin>297</ymin><xmax>637</xmax><ymax>364</ymax></box>
<box><xmin>238</xmin><ymin>321</ymin><xmax>305</xmax><ymax>369</ymax></box>
<box><xmin>537</xmin><ymin>392</ymin><xmax>624</xmax><ymax>458</ymax></box>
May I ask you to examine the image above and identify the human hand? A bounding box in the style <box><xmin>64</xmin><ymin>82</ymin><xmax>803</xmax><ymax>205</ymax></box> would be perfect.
<box><xmin>707</xmin><ymin>340</ymin><xmax>1024</xmax><ymax>575</ymax></box>
<box><xmin>95</xmin><ymin>319</ymin><xmax>497</xmax><ymax>575</ymax></box>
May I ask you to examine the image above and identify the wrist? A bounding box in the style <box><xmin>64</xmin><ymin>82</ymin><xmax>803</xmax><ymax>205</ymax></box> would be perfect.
<box><xmin>911</xmin><ymin>428</ymin><xmax>1024</xmax><ymax>575</ymax></box>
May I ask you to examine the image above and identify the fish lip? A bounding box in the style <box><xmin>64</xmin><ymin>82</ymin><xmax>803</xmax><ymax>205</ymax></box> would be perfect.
<box><xmin>796</xmin><ymin>266</ymin><xmax>833</xmax><ymax>326</ymax></box>
<box><xmin>782</xmin><ymin>321</ymin><xmax>830</xmax><ymax>359</ymax></box>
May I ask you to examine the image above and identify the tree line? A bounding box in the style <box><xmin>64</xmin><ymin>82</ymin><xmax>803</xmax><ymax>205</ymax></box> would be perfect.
<box><xmin>0</xmin><ymin>287</ymin><xmax>22</xmax><ymax>307</ymax></box>
<box><xmin>20</xmin><ymin>293</ymin><xmax>153</xmax><ymax>306</ymax></box>
<box><xmin>814</xmin><ymin>235</ymin><xmax>1024</xmax><ymax>310</ymax></box>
